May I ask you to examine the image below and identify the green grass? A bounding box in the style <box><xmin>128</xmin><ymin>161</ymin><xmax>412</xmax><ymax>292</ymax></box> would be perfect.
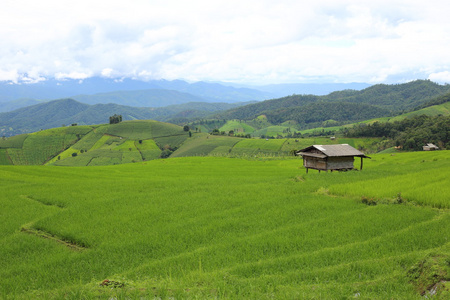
<box><xmin>106</xmin><ymin>120</ymin><xmax>185</xmax><ymax>139</ymax></box>
<box><xmin>0</xmin><ymin>134</ymin><xmax>29</xmax><ymax>148</ymax></box>
<box><xmin>219</xmin><ymin>120</ymin><xmax>255</xmax><ymax>134</ymax></box>
<box><xmin>252</xmin><ymin>125</ymin><xmax>292</xmax><ymax>137</ymax></box>
<box><xmin>6</xmin><ymin>128</ymin><xmax>89</xmax><ymax>165</ymax></box>
<box><xmin>89</xmin><ymin>134</ymin><xmax>112</xmax><ymax>151</ymax></box>
<box><xmin>231</xmin><ymin>138</ymin><xmax>289</xmax><ymax>156</ymax></box>
<box><xmin>171</xmin><ymin>134</ymin><xmax>241</xmax><ymax>157</ymax></box>
<box><xmin>52</xmin><ymin>137</ymin><xmax>165</xmax><ymax>166</ymax></box>
<box><xmin>135</xmin><ymin>139</ymin><xmax>160</xmax><ymax>151</ymax></box>
<box><xmin>280</xmin><ymin>137</ymin><xmax>335</xmax><ymax>152</ymax></box>
<box><xmin>153</xmin><ymin>134</ymin><xmax>189</xmax><ymax>150</ymax></box>
<box><xmin>0</xmin><ymin>151</ymin><xmax>449</xmax><ymax>299</ymax></box>
<box><xmin>0</xmin><ymin>149</ymin><xmax>12</xmax><ymax>165</ymax></box>
<box><xmin>327</xmin><ymin>151</ymin><xmax>450</xmax><ymax>208</ymax></box>
<box><xmin>135</xmin><ymin>140</ymin><xmax>161</xmax><ymax>161</ymax></box>
<box><xmin>70</xmin><ymin>125</ymin><xmax>108</xmax><ymax>151</ymax></box>
<box><xmin>2</xmin><ymin>121</ymin><xmax>191</xmax><ymax>166</ymax></box>
<box><xmin>233</xmin><ymin>138</ymin><xmax>286</xmax><ymax>151</ymax></box>
<box><xmin>337</xmin><ymin>137</ymin><xmax>383</xmax><ymax>152</ymax></box>
<box><xmin>389</xmin><ymin>101</ymin><xmax>450</xmax><ymax>121</ymax></box>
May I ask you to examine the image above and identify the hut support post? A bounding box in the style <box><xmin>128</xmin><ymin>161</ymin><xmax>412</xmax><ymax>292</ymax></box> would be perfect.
<box><xmin>360</xmin><ymin>157</ymin><xmax>363</xmax><ymax>170</ymax></box>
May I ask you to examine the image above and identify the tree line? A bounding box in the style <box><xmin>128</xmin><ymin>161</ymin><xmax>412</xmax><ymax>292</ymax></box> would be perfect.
<box><xmin>342</xmin><ymin>115</ymin><xmax>450</xmax><ymax>151</ymax></box>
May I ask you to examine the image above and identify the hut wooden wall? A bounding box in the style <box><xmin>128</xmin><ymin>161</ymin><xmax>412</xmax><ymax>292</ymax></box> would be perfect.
<box><xmin>304</xmin><ymin>157</ymin><xmax>327</xmax><ymax>170</ymax></box>
<box><xmin>327</xmin><ymin>156</ymin><xmax>354</xmax><ymax>170</ymax></box>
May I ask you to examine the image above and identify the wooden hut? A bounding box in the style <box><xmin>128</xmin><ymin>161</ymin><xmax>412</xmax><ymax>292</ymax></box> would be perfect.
<box><xmin>423</xmin><ymin>143</ymin><xmax>439</xmax><ymax>151</ymax></box>
<box><xmin>296</xmin><ymin>144</ymin><xmax>370</xmax><ymax>173</ymax></box>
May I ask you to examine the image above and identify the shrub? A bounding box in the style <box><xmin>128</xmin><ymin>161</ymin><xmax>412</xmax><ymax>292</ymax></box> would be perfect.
<box><xmin>361</xmin><ymin>196</ymin><xmax>377</xmax><ymax>206</ymax></box>
<box><xmin>160</xmin><ymin>149</ymin><xmax>173</xmax><ymax>158</ymax></box>
<box><xmin>394</xmin><ymin>192</ymin><xmax>404</xmax><ymax>204</ymax></box>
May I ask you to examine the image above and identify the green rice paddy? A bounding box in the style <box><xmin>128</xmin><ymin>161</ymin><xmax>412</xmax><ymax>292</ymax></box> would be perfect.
<box><xmin>0</xmin><ymin>120</ymin><xmax>391</xmax><ymax>167</ymax></box>
<box><xmin>0</xmin><ymin>150</ymin><xmax>449</xmax><ymax>299</ymax></box>
<box><xmin>219</xmin><ymin>120</ymin><xmax>255</xmax><ymax>134</ymax></box>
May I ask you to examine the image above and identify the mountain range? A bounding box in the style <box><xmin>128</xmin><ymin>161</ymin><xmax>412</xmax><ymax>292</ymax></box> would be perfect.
<box><xmin>0</xmin><ymin>99</ymin><xmax>249</xmax><ymax>136</ymax></box>
<box><xmin>0</xmin><ymin>77</ymin><xmax>370</xmax><ymax>112</ymax></box>
<box><xmin>213</xmin><ymin>80</ymin><xmax>450</xmax><ymax>121</ymax></box>
<box><xmin>1</xmin><ymin>79</ymin><xmax>449</xmax><ymax>137</ymax></box>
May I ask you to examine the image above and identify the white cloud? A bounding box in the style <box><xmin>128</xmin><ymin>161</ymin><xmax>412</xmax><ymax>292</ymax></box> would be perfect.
<box><xmin>428</xmin><ymin>72</ymin><xmax>450</xmax><ymax>84</ymax></box>
<box><xmin>0</xmin><ymin>69</ymin><xmax>20</xmax><ymax>83</ymax></box>
<box><xmin>101</xmin><ymin>68</ymin><xmax>114</xmax><ymax>78</ymax></box>
<box><xmin>0</xmin><ymin>0</ymin><xmax>450</xmax><ymax>84</ymax></box>
<box><xmin>55</xmin><ymin>72</ymin><xmax>91</xmax><ymax>80</ymax></box>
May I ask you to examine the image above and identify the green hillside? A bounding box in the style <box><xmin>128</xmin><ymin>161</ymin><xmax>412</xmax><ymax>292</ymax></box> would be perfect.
<box><xmin>0</xmin><ymin>98</ymin><xmax>90</xmax><ymax>136</ymax></box>
<box><xmin>212</xmin><ymin>80</ymin><xmax>450</xmax><ymax>127</ymax></box>
<box><xmin>0</xmin><ymin>126</ymin><xmax>94</xmax><ymax>165</ymax></box>
<box><xmin>292</xmin><ymin>101</ymin><xmax>450</xmax><ymax>151</ymax></box>
<box><xmin>0</xmin><ymin>120</ymin><xmax>191</xmax><ymax>166</ymax></box>
<box><xmin>1</xmin><ymin>101</ymin><xmax>448</xmax><ymax>167</ymax></box>
<box><xmin>0</xmin><ymin>118</ymin><xmax>408</xmax><ymax>167</ymax></box>
<box><xmin>390</xmin><ymin>101</ymin><xmax>450</xmax><ymax>121</ymax></box>
<box><xmin>0</xmin><ymin>98</ymin><xmax>249</xmax><ymax>137</ymax></box>
<box><xmin>0</xmin><ymin>151</ymin><xmax>449</xmax><ymax>298</ymax></box>
<box><xmin>218</xmin><ymin>119</ymin><xmax>255</xmax><ymax>134</ymax></box>
<box><xmin>327</xmin><ymin>79</ymin><xmax>450</xmax><ymax>110</ymax></box>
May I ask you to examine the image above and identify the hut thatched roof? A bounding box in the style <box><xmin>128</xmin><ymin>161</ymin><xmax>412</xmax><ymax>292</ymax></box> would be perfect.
<box><xmin>296</xmin><ymin>144</ymin><xmax>370</xmax><ymax>158</ymax></box>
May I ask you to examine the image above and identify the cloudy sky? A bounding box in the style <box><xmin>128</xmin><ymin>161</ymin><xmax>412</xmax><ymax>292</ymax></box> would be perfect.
<box><xmin>1</xmin><ymin>0</ymin><xmax>450</xmax><ymax>85</ymax></box>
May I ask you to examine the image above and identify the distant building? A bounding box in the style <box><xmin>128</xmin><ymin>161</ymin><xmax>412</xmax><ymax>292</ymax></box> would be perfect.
<box><xmin>423</xmin><ymin>143</ymin><xmax>439</xmax><ymax>151</ymax></box>
<box><xmin>296</xmin><ymin>144</ymin><xmax>370</xmax><ymax>173</ymax></box>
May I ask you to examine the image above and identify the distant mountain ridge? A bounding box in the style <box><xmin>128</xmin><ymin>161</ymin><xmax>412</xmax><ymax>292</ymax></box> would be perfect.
<box><xmin>0</xmin><ymin>98</ymin><xmax>43</xmax><ymax>112</ymax></box>
<box><xmin>232</xmin><ymin>82</ymin><xmax>371</xmax><ymax>96</ymax></box>
<box><xmin>0</xmin><ymin>99</ymin><xmax>248</xmax><ymax>136</ymax></box>
<box><xmin>2</xmin><ymin>79</ymin><xmax>448</xmax><ymax>137</ymax></box>
<box><xmin>71</xmin><ymin>89</ymin><xmax>207</xmax><ymax>107</ymax></box>
<box><xmin>0</xmin><ymin>77</ymin><xmax>273</xmax><ymax>104</ymax></box>
<box><xmin>0</xmin><ymin>77</ymin><xmax>372</xmax><ymax>112</ymax></box>
<box><xmin>213</xmin><ymin>80</ymin><xmax>450</xmax><ymax>123</ymax></box>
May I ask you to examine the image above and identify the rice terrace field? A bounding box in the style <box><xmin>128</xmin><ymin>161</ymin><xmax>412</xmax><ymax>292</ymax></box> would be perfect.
<box><xmin>1</xmin><ymin>148</ymin><xmax>449</xmax><ymax>299</ymax></box>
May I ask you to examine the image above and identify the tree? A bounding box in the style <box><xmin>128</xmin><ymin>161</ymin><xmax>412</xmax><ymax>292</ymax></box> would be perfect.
<box><xmin>160</xmin><ymin>149</ymin><xmax>173</xmax><ymax>158</ymax></box>
<box><xmin>109</xmin><ymin>114</ymin><xmax>123</xmax><ymax>124</ymax></box>
<box><xmin>183</xmin><ymin>125</ymin><xmax>190</xmax><ymax>131</ymax></box>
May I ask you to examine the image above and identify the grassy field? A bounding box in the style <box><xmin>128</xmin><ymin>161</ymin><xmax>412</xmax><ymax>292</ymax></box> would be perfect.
<box><xmin>219</xmin><ymin>120</ymin><xmax>255</xmax><ymax>134</ymax></box>
<box><xmin>0</xmin><ymin>126</ymin><xmax>94</xmax><ymax>165</ymax></box>
<box><xmin>231</xmin><ymin>138</ymin><xmax>287</xmax><ymax>156</ymax></box>
<box><xmin>0</xmin><ymin>150</ymin><xmax>449</xmax><ymax>299</ymax></box>
<box><xmin>252</xmin><ymin>125</ymin><xmax>292</xmax><ymax>138</ymax></box>
<box><xmin>171</xmin><ymin>134</ymin><xmax>241</xmax><ymax>157</ymax></box>
<box><xmin>0</xmin><ymin>121</ymin><xmax>193</xmax><ymax>166</ymax></box>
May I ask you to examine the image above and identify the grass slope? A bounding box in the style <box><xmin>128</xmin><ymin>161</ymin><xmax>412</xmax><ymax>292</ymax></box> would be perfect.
<box><xmin>51</xmin><ymin>120</ymin><xmax>187</xmax><ymax>166</ymax></box>
<box><xmin>0</xmin><ymin>118</ymin><xmax>392</xmax><ymax>167</ymax></box>
<box><xmin>0</xmin><ymin>151</ymin><xmax>449</xmax><ymax>299</ymax></box>
<box><xmin>0</xmin><ymin>126</ymin><xmax>93</xmax><ymax>165</ymax></box>
<box><xmin>219</xmin><ymin>120</ymin><xmax>255</xmax><ymax>134</ymax></box>
<box><xmin>171</xmin><ymin>134</ymin><xmax>241</xmax><ymax>157</ymax></box>
<box><xmin>1</xmin><ymin>121</ymin><xmax>189</xmax><ymax>166</ymax></box>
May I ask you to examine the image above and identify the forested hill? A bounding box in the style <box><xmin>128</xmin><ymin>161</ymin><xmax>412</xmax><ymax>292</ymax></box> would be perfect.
<box><xmin>326</xmin><ymin>80</ymin><xmax>450</xmax><ymax>110</ymax></box>
<box><xmin>213</xmin><ymin>80</ymin><xmax>450</xmax><ymax>122</ymax></box>
<box><xmin>263</xmin><ymin>102</ymin><xmax>391</xmax><ymax>126</ymax></box>
<box><xmin>0</xmin><ymin>99</ymin><xmax>247</xmax><ymax>137</ymax></box>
